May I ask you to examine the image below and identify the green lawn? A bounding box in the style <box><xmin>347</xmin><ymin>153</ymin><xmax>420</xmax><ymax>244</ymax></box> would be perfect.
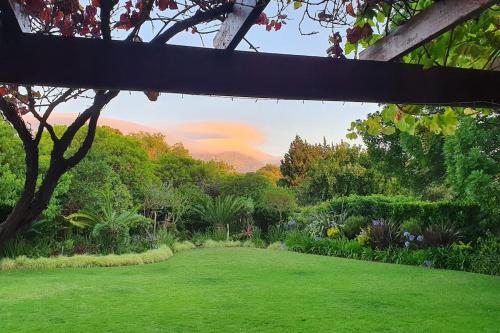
<box><xmin>1</xmin><ymin>248</ymin><xmax>499</xmax><ymax>332</ymax></box>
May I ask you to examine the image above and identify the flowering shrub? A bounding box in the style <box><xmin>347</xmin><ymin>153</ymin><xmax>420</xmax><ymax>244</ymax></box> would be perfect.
<box><xmin>327</xmin><ymin>226</ymin><xmax>340</xmax><ymax>238</ymax></box>
<box><xmin>403</xmin><ymin>231</ymin><xmax>424</xmax><ymax>249</ymax></box>
<box><xmin>365</xmin><ymin>219</ymin><xmax>402</xmax><ymax>250</ymax></box>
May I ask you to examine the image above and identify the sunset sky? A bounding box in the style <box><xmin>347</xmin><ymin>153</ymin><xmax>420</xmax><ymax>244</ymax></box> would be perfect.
<box><xmin>57</xmin><ymin>7</ymin><xmax>379</xmax><ymax>159</ymax></box>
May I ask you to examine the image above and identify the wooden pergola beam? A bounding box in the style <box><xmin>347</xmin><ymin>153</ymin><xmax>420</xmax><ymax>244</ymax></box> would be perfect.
<box><xmin>213</xmin><ymin>0</ymin><xmax>268</xmax><ymax>50</ymax></box>
<box><xmin>0</xmin><ymin>0</ymin><xmax>30</xmax><ymax>34</ymax></box>
<box><xmin>360</xmin><ymin>0</ymin><xmax>496</xmax><ymax>62</ymax></box>
<box><xmin>0</xmin><ymin>33</ymin><xmax>499</xmax><ymax>106</ymax></box>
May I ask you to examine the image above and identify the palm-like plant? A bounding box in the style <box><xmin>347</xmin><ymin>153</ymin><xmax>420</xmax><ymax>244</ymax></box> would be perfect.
<box><xmin>195</xmin><ymin>196</ymin><xmax>245</xmax><ymax>240</ymax></box>
<box><xmin>66</xmin><ymin>193</ymin><xmax>145</xmax><ymax>253</ymax></box>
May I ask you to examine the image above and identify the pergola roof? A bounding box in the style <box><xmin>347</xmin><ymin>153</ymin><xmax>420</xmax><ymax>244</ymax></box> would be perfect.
<box><xmin>0</xmin><ymin>0</ymin><xmax>499</xmax><ymax>107</ymax></box>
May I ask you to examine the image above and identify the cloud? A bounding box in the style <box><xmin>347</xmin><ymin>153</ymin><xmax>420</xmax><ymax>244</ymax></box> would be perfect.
<box><xmin>23</xmin><ymin>113</ymin><xmax>278</xmax><ymax>163</ymax></box>
<box><xmin>169</xmin><ymin>122</ymin><xmax>271</xmax><ymax>160</ymax></box>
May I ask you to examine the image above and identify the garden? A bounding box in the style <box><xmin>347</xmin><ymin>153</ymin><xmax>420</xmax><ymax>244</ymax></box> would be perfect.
<box><xmin>1</xmin><ymin>0</ymin><xmax>499</xmax><ymax>331</ymax></box>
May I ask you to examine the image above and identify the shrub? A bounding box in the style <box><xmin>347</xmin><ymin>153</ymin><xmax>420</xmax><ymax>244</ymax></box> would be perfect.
<box><xmin>400</xmin><ymin>218</ymin><xmax>421</xmax><ymax>235</ymax></box>
<box><xmin>266</xmin><ymin>225</ymin><xmax>287</xmax><ymax>243</ymax></box>
<box><xmin>267</xmin><ymin>242</ymin><xmax>287</xmax><ymax>251</ymax></box>
<box><xmin>342</xmin><ymin>215</ymin><xmax>368</xmax><ymax>239</ymax></box>
<box><xmin>366</xmin><ymin>220</ymin><xmax>402</xmax><ymax>250</ymax></box>
<box><xmin>284</xmin><ymin>230</ymin><xmax>312</xmax><ymax>252</ymax></box>
<box><xmin>469</xmin><ymin>235</ymin><xmax>500</xmax><ymax>275</ymax></box>
<box><xmin>421</xmin><ymin>223</ymin><xmax>461</xmax><ymax>248</ymax></box>
<box><xmin>298</xmin><ymin>195</ymin><xmax>483</xmax><ymax>241</ymax></box>
<box><xmin>202</xmin><ymin>240</ymin><xmax>242</xmax><ymax>248</ymax></box>
<box><xmin>0</xmin><ymin>246</ymin><xmax>173</xmax><ymax>271</ymax></box>
<box><xmin>172</xmin><ymin>241</ymin><xmax>196</xmax><ymax>252</ymax></box>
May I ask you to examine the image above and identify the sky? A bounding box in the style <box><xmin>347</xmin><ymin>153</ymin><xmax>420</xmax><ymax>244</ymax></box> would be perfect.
<box><xmin>58</xmin><ymin>6</ymin><xmax>380</xmax><ymax>159</ymax></box>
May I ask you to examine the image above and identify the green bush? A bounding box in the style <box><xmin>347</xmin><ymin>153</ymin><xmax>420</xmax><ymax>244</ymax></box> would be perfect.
<box><xmin>0</xmin><ymin>246</ymin><xmax>173</xmax><ymax>271</ymax></box>
<box><xmin>283</xmin><ymin>232</ymin><xmax>499</xmax><ymax>275</ymax></box>
<box><xmin>172</xmin><ymin>241</ymin><xmax>196</xmax><ymax>252</ymax></box>
<box><xmin>298</xmin><ymin>195</ymin><xmax>484</xmax><ymax>241</ymax></box>
<box><xmin>342</xmin><ymin>215</ymin><xmax>368</xmax><ymax>239</ymax></box>
<box><xmin>469</xmin><ymin>235</ymin><xmax>500</xmax><ymax>275</ymax></box>
<box><xmin>400</xmin><ymin>218</ymin><xmax>421</xmax><ymax>234</ymax></box>
<box><xmin>156</xmin><ymin>228</ymin><xmax>176</xmax><ymax>247</ymax></box>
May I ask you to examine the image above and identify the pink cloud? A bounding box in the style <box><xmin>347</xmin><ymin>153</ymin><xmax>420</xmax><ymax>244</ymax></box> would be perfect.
<box><xmin>23</xmin><ymin>113</ymin><xmax>279</xmax><ymax>168</ymax></box>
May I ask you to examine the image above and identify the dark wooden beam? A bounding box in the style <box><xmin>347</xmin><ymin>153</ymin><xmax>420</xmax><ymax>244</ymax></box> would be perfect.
<box><xmin>213</xmin><ymin>0</ymin><xmax>268</xmax><ymax>50</ymax></box>
<box><xmin>0</xmin><ymin>0</ymin><xmax>30</xmax><ymax>34</ymax></box>
<box><xmin>360</xmin><ymin>0</ymin><xmax>496</xmax><ymax>62</ymax></box>
<box><xmin>0</xmin><ymin>33</ymin><xmax>499</xmax><ymax>106</ymax></box>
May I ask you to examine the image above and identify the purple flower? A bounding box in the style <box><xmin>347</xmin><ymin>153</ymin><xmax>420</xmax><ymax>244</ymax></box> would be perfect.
<box><xmin>409</xmin><ymin>235</ymin><xmax>415</xmax><ymax>241</ymax></box>
<box><xmin>287</xmin><ymin>220</ymin><xmax>297</xmax><ymax>227</ymax></box>
<box><xmin>329</xmin><ymin>222</ymin><xmax>337</xmax><ymax>227</ymax></box>
<box><xmin>404</xmin><ymin>241</ymin><xmax>410</xmax><ymax>248</ymax></box>
<box><xmin>417</xmin><ymin>235</ymin><xmax>424</xmax><ymax>242</ymax></box>
<box><xmin>403</xmin><ymin>231</ymin><xmax>410</xmax><ymax>237</ymax></box>
<box><xmin>314</xmin><ymin>236</ymin><xmax>322</xmax><ymax>241</ymax></box>
<box><xmin>372</xmin><ymin>219</ymin><xmax>381</xmax><ymax>226</ymax></box>
<box><xmin>423</xmin><ymin>260</ymin><xmax>433</xmax><ymax>268</ymax></box>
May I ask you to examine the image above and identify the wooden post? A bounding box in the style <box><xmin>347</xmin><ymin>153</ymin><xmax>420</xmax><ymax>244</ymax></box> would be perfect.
<box><xmin>360</xmin><ymin>0</ymin><xmax>496</xmax><ymax>61</ymax></box>
<box><xmin>213</xmin><ymin>0</ymin><xmax>268</xmax><ymax>50</ymax></box>
<box><xmin>0</xmin><ymin>0</ymin><xmax>30</xmax><ymax>34</ymax></box>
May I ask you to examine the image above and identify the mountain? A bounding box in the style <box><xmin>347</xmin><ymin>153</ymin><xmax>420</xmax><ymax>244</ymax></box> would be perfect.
<box><xmin>193</xmin><ymin>151</ymin><xmax>280</xmax><ymax>173</ymax></box>
<box><xmin>23</xmin><ymin>113</ymin><xmax>281</xmax><ymax>172</ymax></box>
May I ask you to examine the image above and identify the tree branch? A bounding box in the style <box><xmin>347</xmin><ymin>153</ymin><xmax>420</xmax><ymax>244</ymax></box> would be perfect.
<box><xmin>0</xmin><ymin>98</ymin><xmax>33</xmax><ymax>145</ymax></box>
<box><xmin>100</xmin><ymin>0</ymin><xmax>117</xmax><ymax>40</ymax></box>
<box><xmin>151</xmin><ymin>3</ymin><xmax>233</xmax><ymax>45</ymax></box>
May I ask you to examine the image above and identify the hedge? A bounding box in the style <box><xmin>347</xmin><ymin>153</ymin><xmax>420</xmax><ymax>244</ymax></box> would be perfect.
<box><xmin>296</xmin><ymin>195</ymin><xmax>487</xmax><ymax>240</ymax></box>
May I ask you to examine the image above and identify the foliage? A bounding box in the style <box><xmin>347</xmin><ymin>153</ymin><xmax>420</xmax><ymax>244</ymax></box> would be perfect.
<box><xmin>341</xmin><ymin>3</ymin><xmax>499</xmax><ymax>137</ymax></box>
<box><xmin>0</xmin><ymin>246</ymin><xmax>173</xmax><ymax>271</ymax></box>
<box><xmin>365</xmin><ymin>219</ymin><xmax>402</xmax><ymax>250</ymax></box>
<box><xmin>444</xmin><ymin>116</ymin><xmax>500</xmax><ymax>219</ymax></box>
<box><xmin>171</xmin><ymin>241</ymin><xmax>196</xmax><ymax>253</ymax></box>
<box><xmin>267</xmin><ymin>241</ymin><xmax>287</xmax><ymax>251</ymax></box>
<box><xmin>195</xmin><ymin>196</ymin><xmax>245</xmax><ymax>228</ymax></box>
<box><xmin>297</xmin><ymin>142</ymin><xmax>388</xmax><ymax>204</ymax></box>
<box><xmin>400</xmin><ymin>218</ymin><xmax>421</xmax><ymax>235</ymax></box>
<box><xmin>342</xmin><ymin>215</ymin><xmax>368</xmax><ymax>239</ymax></box>
<box><xmin>259</xmin><ymin>187</ymin><xmax>296</xmax><ymax>223</ymax></box>
<box><xmin>298</xmin><ymin>195</ymin><xmax>484</xmax><ymax>241</ymax></box>
<box><xmin>421</xmin><ymin>223</ymin><xmax>461</xmax><ymax>248</ymax></box>
<box><xmin>357</xmin><ymin>121</ymin><xmax>447</xmax><ymax>196</ymax></box>
<box><xmin>469</xmin><ymin>234</ymin><xmax>500</xmax><ymax>276</ymax></box>
<box><xmin>280</xmin><ymin>135</ymin><xmax>327</xmax><ymax>186</ymax></box>
<box><xmin>256</xmin><ymin>164</ymin><xmax>282</xmax><ymax>185</ymax></box>
<box><xmin>66</xmin><ymin>192</ymin><xmax>149</xmax><ymax>254</ymax></box>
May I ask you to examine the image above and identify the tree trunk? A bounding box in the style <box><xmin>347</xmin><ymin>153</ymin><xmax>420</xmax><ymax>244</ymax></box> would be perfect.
<box><xmin>0</xmin><ymin>173</ymin><xmax>61</xmax><ymax>250</ymax></box>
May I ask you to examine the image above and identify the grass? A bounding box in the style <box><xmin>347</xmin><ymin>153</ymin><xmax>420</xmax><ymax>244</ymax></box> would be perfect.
<box><xmin>0</xmin><ymin>248</ymin><xmax>499</xmax><ymax>332</ymax></box>
<box><xmin>0</xmin><ymin>245</ymin><xmax>173</xmax><ymax>270</ymax></box>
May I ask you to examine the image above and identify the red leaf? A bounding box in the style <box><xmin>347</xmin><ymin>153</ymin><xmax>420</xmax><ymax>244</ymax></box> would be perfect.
<box><xmin>274</xmin><ymin>22</ymin><xmax>282</xmax><ymax>31</ymax></box>
<box><xmin>0</xmin><ymin>86</ymin><xmax>8</xmax><ymax>97</ymax></box>
<box><xmin>346</xmin><ymin>2</ymin><xmax>356</xmax><ymax>17</ymax></box>
<box><xmin>26</xmin><ymin>0</ymin><xmax>44</xmax><ymax>15</ymax></box>
<box><xmin>91</xmin><ymin>0</ymin><xmax>100</xmax><ymax>7</ymax></box>
<box><xmin>158</xmin><ymin>0</ymin><xmax>169</xmax><ymax>11</ymax></box>
<box><xmin>169</xmin><ymin>1</ymin><xmax>178</xmax><ymax>9</ymax></box>
<box><xmin>125</xmin><ymin>0</ymin><xmax>133</xmax><ymax>11</ymax></box>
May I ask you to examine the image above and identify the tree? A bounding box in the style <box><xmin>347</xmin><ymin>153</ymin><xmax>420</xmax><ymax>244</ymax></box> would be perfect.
<box><xmin>220</xmin><ymin>172</ymin><xmax>272</xmax><ymax>202</ymax></box>
<box><xmin>256</xmin><ymin>164</ymin><xmax>282</xmax><ymax>185</ymax></box>
<box><xmin>444</xmin><ymin>116</ymin><xmax>499</xmax><ymax>217</ymax></box>
<box><xmin>357</xmin><ymin>112</ymin><xmax>447</xmax><ymax>197</ymax></box>
<box><xmin>297</xmin><ymin>142</ymin><xmax>387</xmax><ymax>204</ymax></box>
<box><xmin>0</xmin><ymin>0</ymin><xmax>236</xmax><ymax>247</ymax></box>
<box><xmin>260</xmin><ymin>187</ymin><xmax>296</xmax><ymax>223</ymax></box>
<box><xmin>280</xmin><ymin>135</ymin><xmax>325</xmax><ymax>186</ymax></box>
<box><xmin>129</xmin><ymin>132</ymin><xmax>171</xmax><ymax>160</ymax></box>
